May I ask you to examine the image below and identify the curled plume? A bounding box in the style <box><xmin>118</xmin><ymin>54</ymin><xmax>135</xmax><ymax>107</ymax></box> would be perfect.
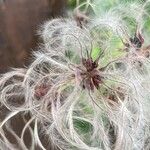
<box><xmin>1</xmin><ymin>0</ymin><xmax>150</xmax><ymax>149</ymax></box>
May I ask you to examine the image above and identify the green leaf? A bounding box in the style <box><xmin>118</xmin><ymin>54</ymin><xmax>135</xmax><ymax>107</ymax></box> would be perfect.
<box><xmin>91</xmin><ymin>47</ymin><xmax>101</xmax><ymax>60</ymax></box>
<box><xmin>74</xmin><ymin>119</ymin><xmax>93</xmax><ymax>133</ymax></box>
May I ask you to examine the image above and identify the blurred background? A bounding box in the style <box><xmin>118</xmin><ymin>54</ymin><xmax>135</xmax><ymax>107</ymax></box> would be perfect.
<box><xmin>0</xmin><ymin>0</ymin><xmax>67</xmax><ymax>73</ymax></box>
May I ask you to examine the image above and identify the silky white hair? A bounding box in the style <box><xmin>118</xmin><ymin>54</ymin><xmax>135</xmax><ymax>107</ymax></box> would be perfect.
<box><xmin>1</xmin><ymin>0</ymin><xmax>150</xmax><ymax>150</ymax></box>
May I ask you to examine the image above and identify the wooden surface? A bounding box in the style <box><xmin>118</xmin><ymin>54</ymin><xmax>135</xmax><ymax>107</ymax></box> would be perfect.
<box><xmin>0</xmin><ymin>0</ymin><xmax>66</xmax><ymax>73</ymax></box>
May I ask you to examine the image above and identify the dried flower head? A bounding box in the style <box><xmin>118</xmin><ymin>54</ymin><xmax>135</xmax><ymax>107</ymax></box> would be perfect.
<box><xmin>1</xmin><ymin>0</ymin><xmax>150</xmax><ymax>150</ymax></box>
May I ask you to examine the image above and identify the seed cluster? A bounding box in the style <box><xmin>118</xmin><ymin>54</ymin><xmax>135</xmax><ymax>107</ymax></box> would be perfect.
<box><xmin>80</xmin><ymin>58</ymin><xmax>103</xmax><ymax>91</ymax></box>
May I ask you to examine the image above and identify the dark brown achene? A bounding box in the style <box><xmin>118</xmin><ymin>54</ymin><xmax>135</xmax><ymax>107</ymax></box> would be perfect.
<box><xmin>74</xmin><ymin>10</ymin><xmax>89</xmax><ymax>28</ymax></box>
<box><xmin>34</xmin><ymin>83</ymin><xmax>50</xmax><ymax>99</ymax></box>
<box><xmin>129</xmin><ymin>31</ymin><xmax>144</xmax><ymax>49</ymax></box>
<box><xmin>80</xmin><ymin>58</ymin><xmax>103</xmax><ymax>91</ymax></box>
